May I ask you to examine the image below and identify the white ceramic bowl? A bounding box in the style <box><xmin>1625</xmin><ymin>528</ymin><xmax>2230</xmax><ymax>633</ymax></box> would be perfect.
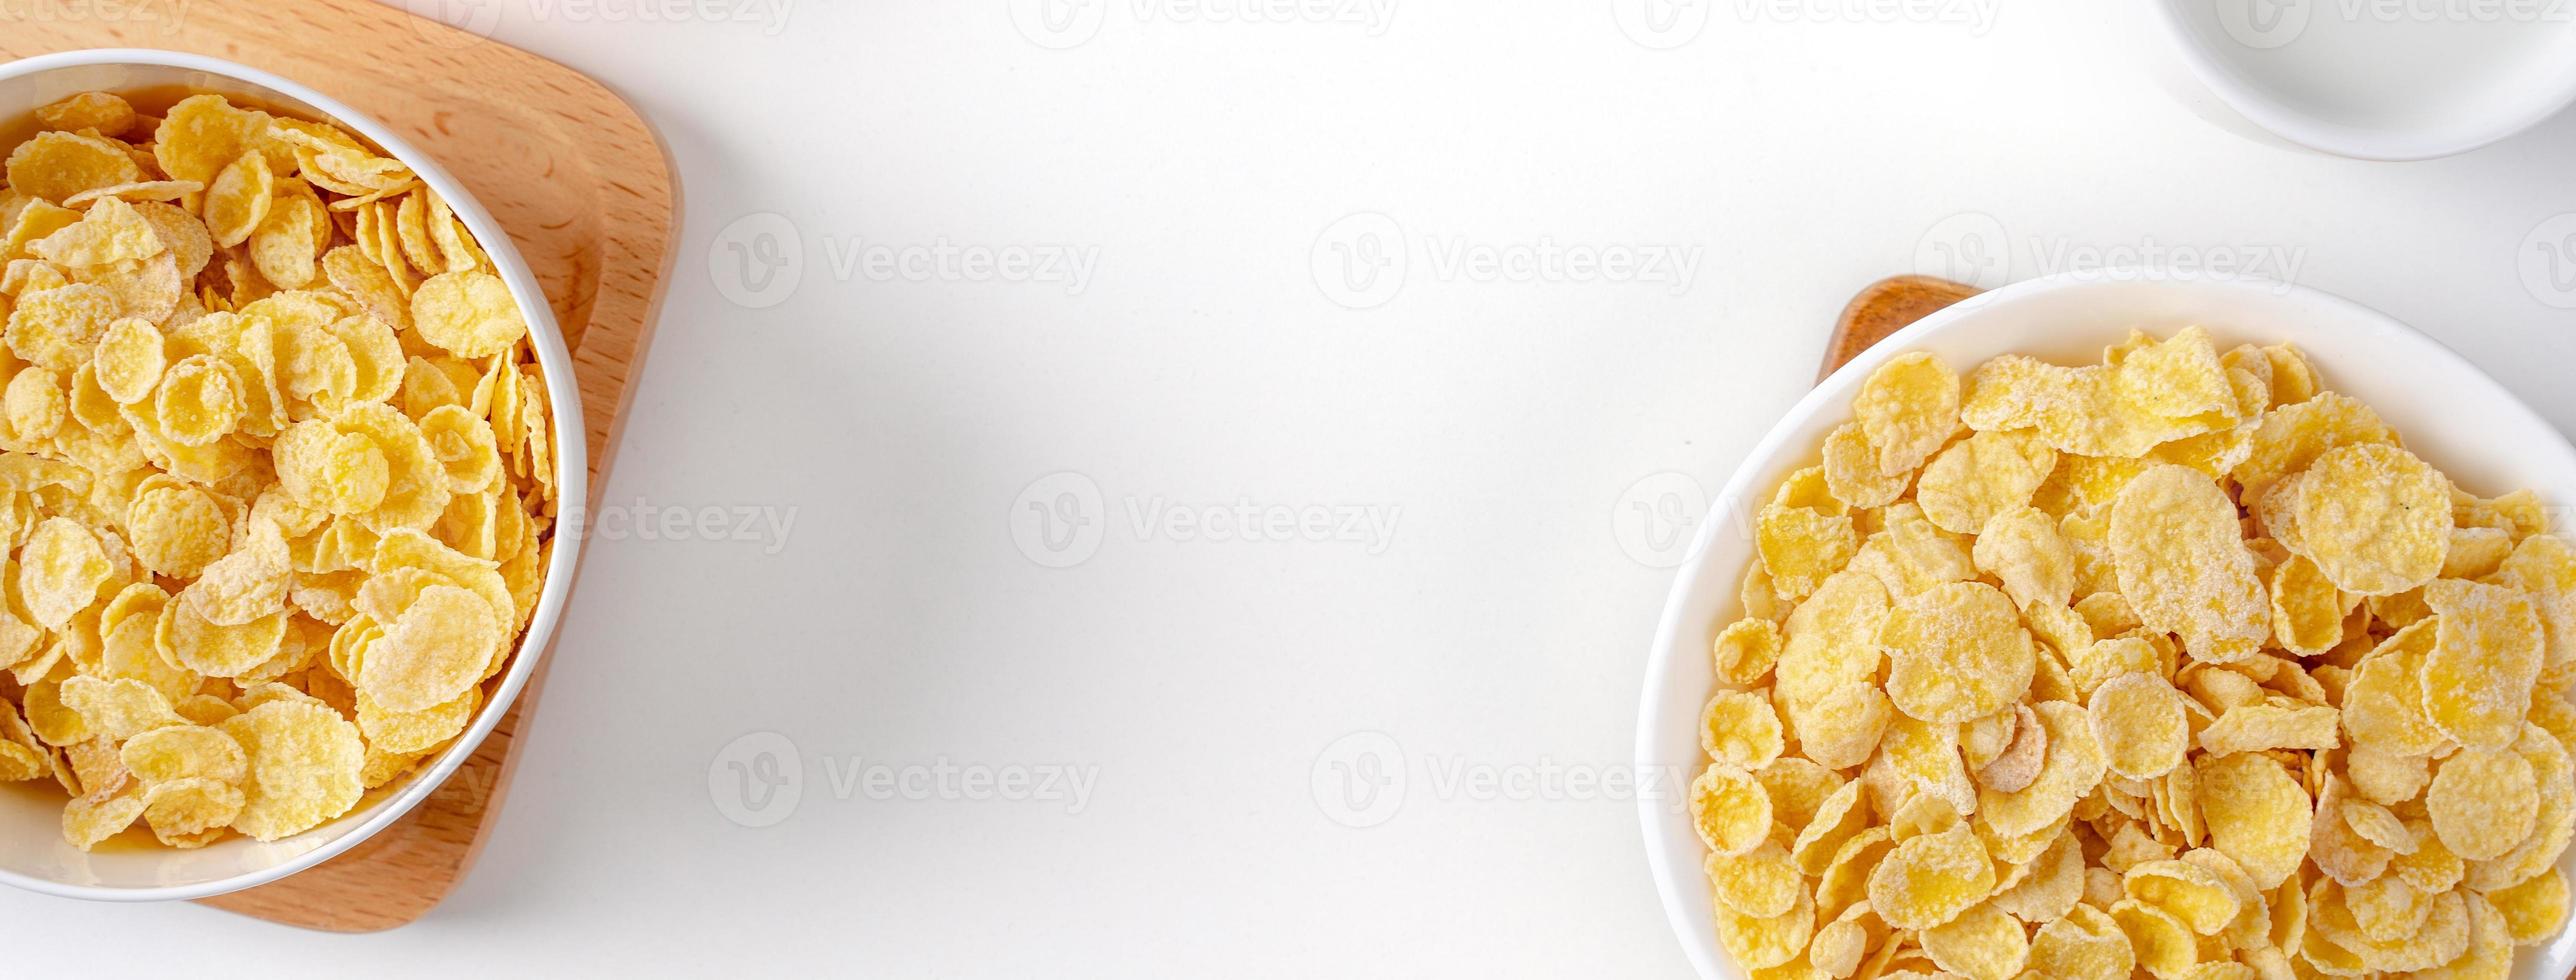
<box><xmin>2152</xmin><ymin>0</ymin><xmax>2576</xmax><ymax>160</ymax></box>
<box><xmin>0</xmin><ymin>49</ymin><xmax>587</xmax><ymax>901</ymax></box>
<box><xmin>1636</xmin><ymin>273</ymin><xmax>2576</xmax><ymax>978</ymax></box>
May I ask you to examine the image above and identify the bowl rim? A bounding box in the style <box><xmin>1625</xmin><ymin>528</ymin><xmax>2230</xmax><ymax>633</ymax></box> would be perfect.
<box><xmin>2147</xmin><ymin>0</ymin><xmax>2576</xmax><ymax>161</ymax></box>
<box><xmin>1632</xmin><ymin>271</ymin><xmax>2576</xmax><ymax>978</ymax></box>
<box><xmin>0</xmin><ymin>47</ymin><xmax>588</xmax><ymax>902</ymax></box>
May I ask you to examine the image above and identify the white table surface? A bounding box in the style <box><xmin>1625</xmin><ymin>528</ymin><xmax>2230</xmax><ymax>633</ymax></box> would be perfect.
<box><xmin>13</xmin><ymin>0</ymin><xmax>2576</xmax><ymax>975</ymax></box>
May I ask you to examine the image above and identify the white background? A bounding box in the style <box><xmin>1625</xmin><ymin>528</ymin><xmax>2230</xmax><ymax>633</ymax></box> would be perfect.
<box><xmin>13</xmin><ymin>0</ymin><xmax>2576</xmax><ymax>976</ymax></box>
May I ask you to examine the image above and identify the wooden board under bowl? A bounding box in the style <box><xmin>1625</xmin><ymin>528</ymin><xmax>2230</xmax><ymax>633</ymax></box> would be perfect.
<box><xmin>2</xmin><ymin>0</ymin><xmax>677</xmax><ymax>931</ymax></box>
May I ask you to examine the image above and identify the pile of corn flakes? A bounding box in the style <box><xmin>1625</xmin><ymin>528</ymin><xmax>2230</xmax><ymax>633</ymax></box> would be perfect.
<box><xmin>0</xmin><ymin>91</ymin><xmax>555</xmax><ymax>849</ymax></box>
<box><xmin>1693</xmin><ymin>328</ymin><xmax>2576</xmax><ymax>978</ymax></box>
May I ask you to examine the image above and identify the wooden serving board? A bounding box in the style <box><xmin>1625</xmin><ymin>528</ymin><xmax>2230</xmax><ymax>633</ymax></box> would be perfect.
<box><xmin>1</xmin><ymin>1</ymin><xmax>676</xmax><ymax>930</ymax></box>
<box><xmin>1821</xmin><ymin>274</ymin><xmax>1982</xmax><ymax>380</ymax></box>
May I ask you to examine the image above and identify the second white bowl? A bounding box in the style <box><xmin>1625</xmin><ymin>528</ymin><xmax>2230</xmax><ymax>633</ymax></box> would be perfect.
<box><xmin>1636</xmin><ymin>273</ymin><xmax>2576</xmax><ymax>979</ymax></box>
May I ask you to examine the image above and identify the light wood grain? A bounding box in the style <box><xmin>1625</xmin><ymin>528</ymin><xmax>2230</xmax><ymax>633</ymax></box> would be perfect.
<box><xmin>1</xmin><ymin>0</ymin><xmax>676</xmax><ymax>931</ymax></box>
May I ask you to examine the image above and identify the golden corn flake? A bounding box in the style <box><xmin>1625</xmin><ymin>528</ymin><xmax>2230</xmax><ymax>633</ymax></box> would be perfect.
<box><xmin>2027</xmin><ymin>903</ymin><xmax>2135</xmax><ymax>979</ymax></box>
<box><xmin>35</xmin><ymin>91</ymin><xmax>137</xmax><ymax>136</ymax></box>
<box><xmin>1774</xmin><ymin>570</ymin><xmax>1887</xmax><ymax>736</ymax></box>
<box><xmin>58</xmin><ymin>675</ymin><xmax>182</xmax><ymax>742</ymax></box>
<box><xmin>2428</xmin><ymin>746</ymin><xmax>2538</xmax><ymax>863</ymax></box>
<box><xmin>1970</xmin><ymin>505</ymin><xmax>2072</xmax><ymax>612</ymax></box>
<box><xmin>1757</xmin><ymin>494</ymin><xmax>1858</xmax><ymax>602</ymax></box>
<box><xmin>1695</xmin><ymin>329</ymin><xmax>2576</xmax><ymax>978</ymax></box>
<box><xmin>2267</xmin><ymin>555</ymin><xmax>2348</xmax><ymax>657</ymax></box>
<box><xmin>1715</xmin><ymin>888</ymin><xmax>1815</xmax><ymax>971</ymax></box>
<box><xmin>1799</xmin><ymin>681</ymin><xmax>1890</xmax><ymax>772</ymax></box>
<box><xmin>1852</xmin><ymin>352</ymin><xmax>1959</xmax><ymax>475</ymax></box>
<box><xmin>2293</xmin><ymin>443</ymin><xmax>2452</xmax><ymax>597</ymax></box>
<box><xmin>1700</xmin><ymin>689</ymin><xmax>1785</xmax><ymax>771</ymax></box>
<box><xmin>2486</xmin><ymin>866</ymin><xmax>2568</xmax><ymax>946</ymax></box>
<box><xmin>2467</xmin><ymin>726</ymin><xmax>2576</xmax><ymax>892</ymax></box>
<box><xmin>2338</xmin><ymin>797</ymin><xmax>2415</xmax><ymax>854</ymax></box>
<box><xmin>140</xmin><ymin>775</ymin><xmax>243</xmax><ymax>848</ymax></box>
<box><xmin>2108</xmin><ymin>898</ymin><xmax>2197</xmax><ymax>976</ymax></box>
<box><xmin>1791</xmin><ymin>778</ymin><xmax>1869</xmax><ymax>875</ymax></box>
<box><xmin>1920</xmin><ymin>900</ymin><xmax>2027</xmax><ymax>980</ymax></box>
<box><xmin>6</xmin><ymin>131</ymin><xmax>143</xmax><ymax>205</ymax></box>
<box><xmin>1878</xmin><ymin>581</ymin><xmax>2033</xmax><ymax>724</ymax></box>
<box><xmin>2109</xmin><ymin>464</ymin><xmax>2268</xmax><ymax>664</ymax></box>
<box><xmin>219</xmin><ymin>699</ymin><xmax>362</xmax><ymax>841</ymax></box>
<box><xmin>1712</xmin><ymin>617</ymin><xmax>1781</xmax><ymax>688</ymax></box>
<box><xmin>61</xmin><ymin>776</ymin><xmax>145</xmax><ymax>850</ymax></box>
<box><xmin>1813</xmin><ymin>827</ymin><xmax>1893</xmax><ymax>919</ymax></box>
<box><xmin>2123</xmin><ymin>858</ymin><xmax>2241</xmax><ymax>936</ymax></box>
<box><xmin>1690</xmin><ymin>763</ymin><xmax>1773</xmax><ymax>856</ymax></box>
<box><xmin>1706</xmin><ymin>840</ymin><xmax>1802</xmax><ymax>919</ymax></box>
<box><xmin>355</xmin><ymin>685</ymin><xmax>477</xmax><ymax>756</ymax></box>
<box><xmin>2089</xmin><ymin>671</ymin><xmax>2188</xmax><ymax>780</ymax></box>
<box><xmin>2195</xmin><ymin>701</ymin><xmax>2339</xmax><ymax>756</ymax></box>
<box><xmin>1867</xmin><ymin>824</ymin><xmax>1994</xmax><ymax>930</ymax></box>
<box><xmin>1820</xmin><ymin>421</ymin><xmax>1907</xmax><ymax>510</ymax></box>
<box><xmin>20</xmin><ymin>516</ymin><xmax>111</xmax><ymax>630</ymax></box>
<box><xmin>1976</xmin><ymin>702</ymin><xmax>2047</xmax><ymax>794</ymax></box>
<box><xmin>2341</xmin><ymin>619</ymin><xmax>2443</xmax><ymax>756</ymax></box>
<box><xmin>1976</xmin><ymin>700</ymin><xmax>2105</xmax><ymax>839</ymax></box>
<box><xmin>411</xmin><ymin>270</ymin><xmax>528</xmax><ymax>359</ymax></box>
<box><xmin>91</xmin><ymin>315</ymin><xmax>167</xmax><ymax>404</ymax></box>
<box><xmin>2422</xmin><ymin>578</ymin><xmax>2545</xmax><ymax>751</ymax></box>
<box><xmin>32</xmin><ymin>196</ymin><xmax>165</xmax><ymax>268</ymax></box>
<box><xmin>1915</xmin><ymin>428</ymin><xmax>2055</xmax><ymax>536</ymax></box>
<box><xmin>1804</xmin><ymin>917</ymin><xmax>1867</xmax><ymax>978</ymax></box>
<box><xmin>117</xmin><ymin>723</ymin><xmax>246</xmax><ymax>786</ymax></box>
<box><xmin>2194</xmin><ymin>752</ymin><xmax>2310</xmax><ymax>890</ymax></box>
